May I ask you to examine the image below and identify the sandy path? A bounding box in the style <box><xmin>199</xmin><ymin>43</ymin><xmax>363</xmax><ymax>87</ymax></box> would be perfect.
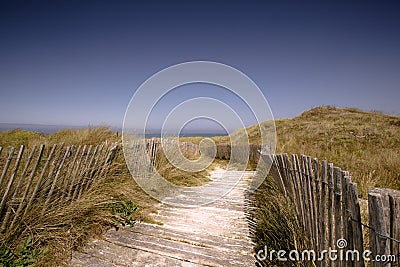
<box><xmin>70</xmin><ymin>169</ymin><xmax>255</xmax><ymax>266</ymax></box>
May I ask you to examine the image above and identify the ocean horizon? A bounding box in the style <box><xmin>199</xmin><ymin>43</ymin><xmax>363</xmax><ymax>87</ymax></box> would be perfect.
<box><xmin>0</xmin><ymin>123</ymin><xmax>228</xmax><ymax>138</ymax></box>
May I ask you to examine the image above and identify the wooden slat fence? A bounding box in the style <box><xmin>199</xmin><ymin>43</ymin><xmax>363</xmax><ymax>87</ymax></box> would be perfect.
<box><xmin>201</xmin><ymin>143</ymin><xmax>266</xmax><ymax>164</ymax></box>
<box><xmin>144</xmin><ymin>138</ymin><xmax>200</xmax><ymax>167</ymax></box>
<box><xmin>142</xmin><ymin>139</ymin><xmax>270</xmax><ymax>167</ymax></box>
<box><xmin>0</xmin><ymin>142</ymin><xmax>119</xmax><ymax>236</ymax></box>
<box><xmin>250</xmin><ymin>154</ymin><xmax>399</xmax><ymax>267</ymax></box>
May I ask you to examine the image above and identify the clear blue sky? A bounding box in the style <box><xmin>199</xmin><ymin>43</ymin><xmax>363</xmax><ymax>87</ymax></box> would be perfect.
<box><xmin>0</xmin><ymin>0</ymin><xmax>399</xmax><ymax>130</ymax></box>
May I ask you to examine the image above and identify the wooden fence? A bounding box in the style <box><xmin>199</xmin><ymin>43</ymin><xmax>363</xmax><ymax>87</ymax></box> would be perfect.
<box><xmin>141</xmin><ymin>138</ymin><xmax>269</xmax><ymax>167</ymax></box>
<box><xmin>0</xmin><ymin>142</ymin><xmax>119</xmax><ymax>237</ymax></box>
<box><xmin>145</xmin><ymin>138</ymin><xmax>200</xmax><ymax>167</ymax></box>
<box><xmin>199</xmin><ymin>143</ymin><xmax>265</xmax><ymax>165</ymax></box>
<box><xmin>251</xmin><ymin>154</ymin><xmax>399</xmax><ymax>267</ymax></box>
<box><xmin>143</xmin><ymin>140</ymin><xmax>267</xmax><ymax>170</ymax></box>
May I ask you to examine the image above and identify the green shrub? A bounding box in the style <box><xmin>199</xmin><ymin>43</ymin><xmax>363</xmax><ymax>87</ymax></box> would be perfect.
<box><xmin>0</xmin><ymin>237</ymin><xmax>41</xmax><ymax>267</ymax></box>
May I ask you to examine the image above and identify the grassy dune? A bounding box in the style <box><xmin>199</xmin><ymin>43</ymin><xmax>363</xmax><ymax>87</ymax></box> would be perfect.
<box><xmin>0</xmin><ymin>127</ymin><xmax>224</xmax><ymax>266</ymax></box>
<box><xmin>0</xmin><ymin>128</ymin><xmax>157</xmax><ymax>266</ymax></box>
<box><xmin>233</xmin><ymin>106</ymin><xmax>399</xmax><ymax>264</ymax></box>
<box><xmin>220</xmin><ymin>106</ymin><xmax>400</xmax><ymax>196</ymax></box>
<box><xmin>1</xmin><ymin>106</ymin><xmax>398</xmax><ymax>265</ymax></box>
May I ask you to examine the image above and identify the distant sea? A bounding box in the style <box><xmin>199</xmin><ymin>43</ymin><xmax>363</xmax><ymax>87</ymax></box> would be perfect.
<box><xmin>143</xmin><ymin>133</ymin><xmax>227</xmax><ymax>138</ymax></box>
<box><xmin>0</xmin><ymin>123</ymin><xmax>227</xmax><ymax>138</ymax></box>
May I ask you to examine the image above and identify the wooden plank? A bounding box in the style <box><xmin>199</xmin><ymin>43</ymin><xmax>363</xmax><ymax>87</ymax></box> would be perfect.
<box><xmin>0</xmin><ymin>146</ymin><xmax>2</xmax><ymax>187</ymax></box>
<box><xmin>131</xmin><ymin>140</ymin><xmax>141</xmax><ymax>176</ymax></box>
<box><xmin>0</xmin><ymin>147</ymin><xmax>15</xmax><ymax>193</ymax></box>
<box><xmin>99</xmin><ymin>143</ymin><xmax>119</xmax><ymax>178</ymax></box>
<box><xmin>327</xmin><ymin>163</ymin><xmax>334</xmax><ymax>249</ymax></box>
<box><xmin>1</xmin><ymin>146</ymin><xmax>36</xmax><ymax>232</ymax></box>
<box><xmin>326</xmin><ymin>163</ymin><xmax>334</xmax><ymax>266</ymax></box>
<box><xmin>389</xmin><ymin>190</ymin><xmax>400</xmax><ymax>265</ymax></box>
<box><xmin>153</xmin><ymin>141</ymin><xmax>159</xmax><ymax>168</ymax></box>
<box><xmin>368</xmin><ymin>191</ymin><xmax>389</xmax><ymax>267</ymax></box>
<box><xmin>272</xmin><ymin>155</ymin><xmax>283</xmax><ymax>189</ymax></box>
<box><xmin>301</xmin><ymin>155</ymin><xmax>314</xmax><ymax>250</ymax></box>
<box><xmin>277</xmin><ymin>154</ymin><xmax>291</xmax><ymax>198</ymax></box>
<box><xmin>78</xmin><ymin>144</ymin><xmax>100</xmax><ymax>197</ymax></box>
<box><xmin>84</xmin><ymin>144</ymin><xmax>105</xmax><ymax>192</ymax></box>
<box><xmin>24</xmin><ymin>144</ymin><xmax>57</xmax><ymax>218</ymax></box>
<box><xmin>58</xmin><ymin>145</ymin><xmax>74</xmax><ymax>197</ymax></box>
<box><xmin>299</xmin><ymin>155</ymin><xmax>311</xmax><ymax>242</ymax></box>
<box><xmin>10</xmin><ymin>145</ymin><xmax>45</xmax><ymax>229</ymax></box>
<box><xmin>369</xmin><ymin>188</ymin><xmax>391</xmax><ymax>240</ymax></box>
<box><xmin>0</xmin><ymin>145</ymin><xmax>24</xmax><ymax>221</ymax></box>
<box><xmin>268</xmin><ymin>154</ymin><xmax>286</xmax><ymax>195</ymax></box>
<box><xmin>283</xmin><ymin>154</ymin><xmax>297</xmax><ymax>206</ymax></box>
<box><xmin>307</xmin><ymin>156</ymin><xmax>318</xmax><ymax>252</ymax></box>
<box><xmin>72</xmin><ymin>145</ymin><xmax>92</xmax><ymax>200</ymax></box>
<box><xmin>68</xmin><ymin>145</ymin><xmax>87</xmax><ymax>200</ymax></box>
<box><xmin>99</xmin><ymin>143</ymin><xmax>114</xmax><ymax>178</ymax></box>
<box><xmin>42</xmin><ymin>146</ymin><xmax>71</xmax><ymax>213</ymax></box>
<box><xmin>369</xmin><ymin>188</ymin><xmax>400</xmax><ymax>265</ymax></box>
<box><xmin>292</xmin><ymin>154</ymin><xmax>306</xmax><ymax>230</ymax></box>
<box><xmin>147</xmin><ymin>139</ymin><xmax>153</xmax><ymax>164</ymax></box>
<box><xmin>314</xmin><ymin>159</ymin><xmax>322</xmax><ymax>253</ymax></box>
<box><xmin>61</xmin><ymin>145</ymin><xmax>81</xmax><ymax>199</ymax></box>
<box><xmin>87</xmin><ymin>144</ymin><xmax>108</xmax><ymax>186</ymax></box>
<box><xmin>42</xmin><ymin>143</ymin><xmax>65</xmax><ymax>195</ymax></box>
<box><xmin>286</xmin><ymin>155</ymin><xmax>302</xmax><ymax>224</ymax></box>
<box><xmin>319</xmin><ymin>160</ymin><xmax>328</xmax><ymax>267</ymax></box>
<box><xmin>340</xmin><ymin>171</ymin><xmax>349</xmax><ymax>252</ymax></box>
<box><xmin>341</xmin><ymin>176</ymin><xmax>353</xmax><ymax>267</ymax></box>
<box><xmin>95</xmin><ymin>143</ymin><xmax>111</xmax><ymax>179</ymax></box>
<box><xmin>151</xmin><ymin>139</ymin><xmax>156</xmax><ymax>161</ymax></box>
<box><xmin>350</xmin><ymin>182</ymin><xmax>366</xmax><ymax>267</ymax></box>
<box><xmin>333</xmin><ymin>167</ymin><xmax>343</xmax><ymax>266</ymax></box>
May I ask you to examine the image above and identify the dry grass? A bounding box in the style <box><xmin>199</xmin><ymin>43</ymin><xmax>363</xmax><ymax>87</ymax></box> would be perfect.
<box><xmin>2</xmin><ymin>107</ymin><xmax>398</xmax><ymax>265</ymax></box>
<box><xmin>215</xmin><ymin>106</ymin><xmax>399</xmax><ymax>264</ymax></box>
<box><xmin>1</xmin><ymin>153</ymin><xmax>158</xmax><ymax>266</ymax></box>
<box><xmin>0</xmin><ymin>126</ymin><xmax>119</xmax><ymax>149</ymax></box>
<box><xmin>0</xmin><ymin>127</ymin><xmax>154</xmax><ymax>266</ymax></box>
<box><xmin>153</xmin><ymin>139</ymin><xmax>229</xmax><ymax>187</ymax></box>
<box><xmin>223</xmin><ymin>106</ymin><xmax>400</xmax><ymax>197</ymax></box>
<box><xmin>248</xmin><ymin>170</ymin><xmax>309</xmax><ymax>266</ymax></box>
<box><xmin>154</xmin><ymin>145</ymin><xmax>211</xmax><ymax>187</ymax></box>
<box><xmin>0</xmin><ymin>127</ymin><xmax>221</xmax><ymax>266</ymax></box>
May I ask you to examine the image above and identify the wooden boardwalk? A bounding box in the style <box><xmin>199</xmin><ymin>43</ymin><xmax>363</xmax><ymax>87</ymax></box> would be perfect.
<box><xmin>70</xmin><ymin>169</ymin><xmax>256</xmax><ymax>266</ymax></box>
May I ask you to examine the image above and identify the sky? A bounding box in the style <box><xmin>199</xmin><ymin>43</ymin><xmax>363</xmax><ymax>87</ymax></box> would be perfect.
<box><xmin>0</xmin><ymin>0</ymin><xmax>399</xmax><ymax>132</ymax></box>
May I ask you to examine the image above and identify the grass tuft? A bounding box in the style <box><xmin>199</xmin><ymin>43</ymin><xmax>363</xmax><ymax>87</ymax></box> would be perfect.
<box><xmin>223</xmin><ymin>106</ymin><xmax>400</xmax><ymax>196</ymax></box>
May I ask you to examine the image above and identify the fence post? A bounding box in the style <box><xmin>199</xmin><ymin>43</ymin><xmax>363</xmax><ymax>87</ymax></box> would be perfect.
<box><xmin>67</xmin><ymin>145</ymin><xmax>87</xmax><ymax>201</ymax></box>
<box><xmin>1</xmin><ymin>146</ymin><xmax>36</xmax><ymax>232</ymax></box>
<box><xmin>333</xmin><ymin>167</ymin><xmax>343</xmax><ymax>266</ymax></box>
<box><xmin>0</xmin><ymin>147</ymin><xmax>15</xmax><ymax>192</ymax></box>
<box><xmin>319</xmin><ymin>160</ymin><xmax>328</xmax><ymax>267</ymax></box>
<box><xmin>293</xmin><ymin>155</ymin><xmax>307</xmax><ymax>234</ymax></box>
<box><xmin>369</xmin><ymin>188</ymin><xmax>400</xmax><ymax>267</ymax></box>
<box><xmin>10</xmin><ymin>145</ymin><xmax>45</xmax><ymax>229</ymax></box>
<box><xmin>0</xmin><ymin>145</ymin><xmax>24</xmax><ymax>225</ymax></box>
<box><xmin>368</xmin><ymin>191</ymin><xmax>389</xmax><ymax>267</ymax></box>
<box><xmin>42</xmin><ymin>146</ymin><xmax>71</xmax><ymax>214</ymax></box>
<box><xmin>389</xmin><ymin>190</ymin><xmax>400</xmax><ymax>267</ymax></box>
<box><xmin>61</xmin><ymin>145</ymin><xmax>80</xmax><ymax>199</ymax></box>
<box><xmin>24</xmin><ymin>144</ymin><xmax>57</xmax><ymax>218</ymax></box>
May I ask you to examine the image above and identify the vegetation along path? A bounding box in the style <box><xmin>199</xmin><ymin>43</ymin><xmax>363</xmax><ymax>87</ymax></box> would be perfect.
<box><xmin>70</xmin><ymin>168</ymin><xmax>256</xmax><ymax>266</ymax></box>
